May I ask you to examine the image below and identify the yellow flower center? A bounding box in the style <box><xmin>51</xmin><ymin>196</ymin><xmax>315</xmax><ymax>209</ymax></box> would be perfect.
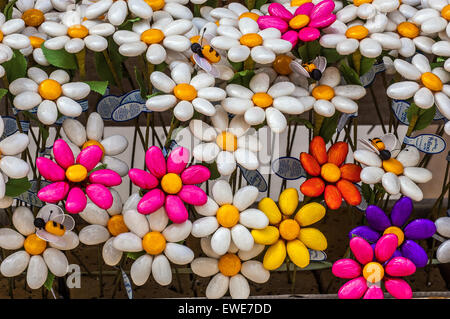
<box><xmin>273</xmin><ymin>55</ymin><xmax>293</xmax><ymax>75</ymax></box>
<box><xmin>383</xmin><ymin>226</ymin><xmax>404</xmax><ymax>246</ymax></box>
<box><xmin>397</xmin><ymin>22</ymin><xmax>419</xmax><ymax>39</ymax></box>
<box><xmin>107</xmin><ymin>215</ymin><xmax>129</xmax><ymax>236</ymax></box>
<box><xmin>22</xmin><ymin>9</ymin><xmax>45</xmax><ymax>27</ymax></box>
<box><xmin>382</xmin><ymin>158</ymin><xmax>404</xmax><ymax>175</ymax></box>
<box><xmin>363</xmin><ymin>262</ymin><xmax>384</xmax><ymax>283</ymax></box>
<box><xmin>216</xmin><ymin>131</ymin><xmax>238</xmax><ymax>152</ymax></box>
<box><xmin>218</xmin><ymin>253</ymin><xmax>241</xmax><ymax>276</ymax></box>
<box><xmin>442</xmin><ymin>5</ymin><xmax>450</xmax><ymax>21</ymax></box>
<box><xmin>353</xmin><ymin>0</ymin><xmax>373</xmax><ymax>6</ymax></box>
<box><xmin>345</xmin><ymin>25</ymin><xmax>369</xmax><ymax>40</ymax></box>
<box><xmin>0</xmin><ymin>31</ymin><xmax>3</xmax><ymax>43</ymax></box>
<box><xmin>279</xmin><ymin>219</ymin><xmax>300</xmax><ymax>241</ymax></box>
<box><xmin>29</xmin><ymin>36</ymin><xmax>45</xmax><ymax>49</ymax></box>
<box><xmin>421</xmin><ymin>72</ymin><xmax>443</xmax><ymax>92</ymax></box>
<box><xmin>312</xmin><ymin>85</ymin><xmax>335</xmax><ymax>100</ymax></box>
<box><xmin>173</xmin><ymin>83</ymin><xmax>197</xmax><ymax>101</ymax></box>
<box><xmin>216</xmin><ymin>204</ymin><xmax>240</xmax><ymax>228</ymax></box>
<box><xmin>140</xmin><ymin>28</ymin><xmax>165</xmax><ymax>45</ymax></box>
<box><xmin>142</xmin><ymin>231</ymin><xmax>166</xmax><ymax>255</ymax></box>
<box><xmin>160</xmin><ymin>173</ymin><xmax>182</xmax><ymax>194</ymax></box>
<box><xmin>252</xmin><ymin>92</ymin><xmax>273</xmax><ymax>108</ymax></box>
<box><xmin>67</xmin><ymin>24</ymin><xmax>89</xmax><ymax>39</ymax></box>
<box><xmin>289</xmin><ymin>14</ymin><xmax>310</xmax><ymax>29</ymax></box>
<box><xmin>24</xmin><ymin>234</ymin><xmax>47</xmax><ymax>255</ymax></box>
<box><xmin>240</xmin><ymin>33</ymin><xmax>263</xmax><ymax>48</ymax></box>
<box><xmin>321</xmin><ymin>163</ymin><xmax>341</xmax><ymax>183</ymax></box>
<box><xmin>82</xmin><ymin>140</ymin><xmax>105</xmax><ymax>157</ymax></box>
<box><xmin>144</xmin><ymin>0</ymin><xmax>165</xmax><ymax>11</ymax></box>
<box><xmin>239</xmin><ymin>12</ymin><xmax>259</xmax><ymax>21</ymax></box>
<box><xmin>38</xmin><ymin>79</ymin><xmax>62</xmax><ymax>100</ymax></box>
<box><xmin>65</xmin><ymin>164</ymin><xmax>88</xmax><ymax>183</ymax></box>
<box><xmin>291</xmin><ymin>0</ymin><xmax>312</xmax><ymax>6</ymax></box>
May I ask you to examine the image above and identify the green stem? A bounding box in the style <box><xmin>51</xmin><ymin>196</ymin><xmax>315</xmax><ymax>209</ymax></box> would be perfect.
<box><xmin>164</xmin><ymin>115</ymin><xmax>180</xmax><ymax>149</ymax></box>
<box><xmin>243</xmin><ymin>56</ymin><xmax>255</xmax><ymax>71</ymax></box>
<box><xmin>75</xmin><ymin>49</ymin><xmax>86</xmax><ymax>80</ymax></box>
<box><xmin>313</xmin><ymin>111</ymin><xmax>324</xmax><ymax>137</ymax></box>
<box><xmin>102</xmin><ymin>50</ymin><xmax>123</xmax><ymax>93</ymax></box>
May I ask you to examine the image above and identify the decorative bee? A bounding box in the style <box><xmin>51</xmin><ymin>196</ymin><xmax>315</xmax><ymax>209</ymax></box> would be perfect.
<box><xmin>34</xmin><ymin>204</ymin><xmax>75</xmax><ymax>243</ymax></box>
<box><xmin>289</xmin><ymin>56</ymin><xmax>327</xmax><ymax>81</ymax></box>
<box><xmin>190</xmin><ymin>29</ymin><xmax>221</xmax><ymax>78</ymax></box>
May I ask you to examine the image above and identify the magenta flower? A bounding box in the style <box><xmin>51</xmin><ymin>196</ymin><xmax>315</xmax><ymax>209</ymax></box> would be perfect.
<box><xmin>128</xmin><ymin>146</ymin><xmax>210</xmax><ymax>224</ymax></box>
<box><xmin>332</xmin><ymin>235</ymin><xmax>416</xmax><ymax>299</ymax></box>
<box><xmin>36</xmin><ymin>139</ymin><xmax>122</xmax><ymax>214</ymax></box>
<box><xmin>258</xmin><ymin>1</ymin><xmax>336</xmax><ymax>47</ymax></box>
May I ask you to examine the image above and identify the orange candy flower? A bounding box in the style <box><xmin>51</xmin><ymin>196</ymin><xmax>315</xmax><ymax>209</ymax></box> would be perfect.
<box><xmin>300</xmin><ymin>136</ymin><xmax>362</xmax><ymax>210</ymax></box>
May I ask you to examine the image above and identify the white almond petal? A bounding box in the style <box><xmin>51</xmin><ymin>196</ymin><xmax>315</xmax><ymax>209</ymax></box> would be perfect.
<box><xmin>108</xmin><ymin>189</ymin><xmax>123</xmax><ymax>215</ymax></box>
<box><xmin>273</xmin><ymin>96</ymin><xmax>304</xmax><ymax>114</ymax></box>
<box><xmin>211</xmin><ymin>36</ymin><xmax>240</xmax><ymax>50</ymax></box>
<box><xmin>192</xmin><ymin>217</ymin><xmax>219</xmax><ymax>237</ymax></box>
<box><xmin>432</xmin><ymin>41</ymin><xmax>450</xmax><ymax>57</ymax></box>
<box><xmin>151</xmin><ymin>254</ymin><xmax>172</xmax><ymax>286</ymax></box>
<box><xmin>226</xmin><ymin>84</ymin><xmax>253</xmax><ymax>99</ymax></box>
<box><xmin>102</xmin><ymin>156</ymin><xmax>129</xmax><ymax>177</ymax></box>
<box><xmin>27</xmin><ymin>67</ymin><xmax>47</xmax><ymax>84</ymax></box>
<box><xmin>164</xmin><ymin>243</ymin><xmax>194</xmax><ymax>265</ymax></box>
<box><xmin>421</xmin><ymin>17</ymin><xmax>447</xmax><ymax>34</ymax></box>
<box><xmin>435</xmin><ymin>217</ymin><xmax>450</xmax><ymax>238</ymax></box>
<box><xmin>334</xmin><ymin>85</ymin><xmax>366</xmax><ymax>100</ymax></box>
<box><xmin>435</xmin><ymin>92</ymin><xmax>450</xmax><ymax>120</ymax></box>
<box><xmin>412</xmin><ymin>54</ymin><xmax>431</xmax><ymax>73</ymax></box>
<box><xmin>239</xmin><ymin>208</ymin><xmax>269</xmax><ymax>229</ymax></box>
<box><xmin>314</xmin><ymin>100</ymin><xmax>335</xmax><ymax>117</ymax></box>
<box><xmin>0</xmin><ymin>156</ymin><xmax>29</xmax><ymax>178</ymax></box>
<box><xmin>27</xmin><ymin>255</ymin><xmax>48</xmax><ymax>289</ymax></box>
<box><xmin>79</xmin><ymin>225</ymin><xmax>110</xmax><ymax>245</ymax></box>
<box><xmin>40</xmin><ymin>21</ymin><xmax>68</xmax><ymax>37</ymax></box>
<box><xmin>370</xmin><ymin>33</ymin><xmax>401</xmax><ymax>50</ymax></box>
<box><xmin>228</xmin><ymin>45</ymin><xmax>250</xmax><ymax>63</ymax></box>
<box><xmin>359</xmin><ymin>38</ymin><xmax>383</xmax><ymax>58</ymax></box>
<box><xmin>216</xmin><ymin>151</ymin><xmax>237</xmax><ymax>176</ymax></box>
<box><xmin>353</xmin><ymin>149</ymin><xmax>382</xmax><ymax>167</ymax></box>
<box><xmin>403</xmin><ymin>167</ymin><xmax>432</xmax><ymax>184</ymax></box>
<box><xmin>241</xmin><ymin>260</ymin><xmax>270</xmax><ymax>283</ymax></box>
<box><xmin>265</xmin><ymin>107</ymin><xmax>287</xmax><ymax>133</ymax></box>
<box><xmin>233</xmin><ymin>186</ymin><xmax>258</xmax><ymax>211</ymax></box>
<box><xmin>170</xmin><ymin>62</ymin><xmax>191</xmax><ymax>84</ymax></box>
<box><xmin>85</xmin><ymin>0</ymin><xmax>113</xmax><ymax>19</ymax></box>
<box><xmin>244</xmin><ymin>107</ymin><xmax>266</xmax><ymax>125</ymax></box>
<box><xmin>146</xmin><ymin>44</ymin><xmax>166</xmax><ymax>65</ymax></box>
<box><xmin>190</xmin><ymin>73</ymin><xmax>215</xmax><ymax>90</ymax></box>
<box><xmin>13</xmin><ymin>91</ymin><xmax>41</xmax><ymax>110</ymax></box>
<box><xmin>128</xmin><ymin>0</ymin><xmax>153</xmax><ymax>19</ymax></box>
<box><xmin>123</xmin><ymin>209</ymin><xmax>150</xmax><ymax>238</ymax></box>
<box><xmin>191</xmin><ymin>257</ymin><xmax>219</xmax><ymax>277</ymax></box>
<box><xmin>195</xmin><ymin>196</ymin><xmax>219</xmax><ymax>217</ymax></box>
<box><xmin>113</xmin><ymin>232</ymin><xmax>143</xmax><ymax>252</ymax></box>
<box><xmin>251</xmin><ymin>46</ymin><xmax>275</xmax><ymax>64</ymax></box>
<box><xmin>108</xmin><ymin>0</ymin><xmax>127</xmax><ymax>25</ymax></box>
<box><xmin>263</xmin><ymin>38</ymin><xmax>292</xmax><ymax>54</ymax></box>
<box><xmin>1</xmin><ymin>250</ymin><xmax>29</xmax><ymax>277</ymax></box>
<box><xmin>238</xmin><ymin>244</ymin><xmax>265</xmax><ymax>261</ymax></box>
<box><xmin>103</xmin><ymin>237</ymin><xmax>123</xmax><ymax>266</ymax></box>
<box><xmin>217</xmin><ymin>25</ymin><xmax>242</xmax><ymax>39</ymax></box>
<box><xmin>146</xmin><ymin>95</ymin><xmax>177</xmax><ymax>112</ymax></box>
<box><xmin>360</xmin><ymin>167</ymin><xmax>385</xmax><ymax>184</ymax></box>
<box><xmin>62</xmin><ymin>118</ymin><xmax>86</xmax><ymax>146</ymax></box>
<box><xmin>163</xmin><ymin>220</ymin><xmax>192</xmax><ymax>242</ymax></box>
<box><xmin>163</xmin><ymin>19</ymin><xmax>192</xmax><ymax>36</ymax></box>
<box><xmin>249</xmin><ymin>73</ymin><xmax>270</xmax><ymax>93</ymax></box>
<box><xmin>387</xmin><ymin>81</ymin><xmax>420</xmax><ymax>100</ymax></box>
<box><xmin>43</xmin><ymin>248</ymin><xmax>68</xmax><ymax>277</ymax></box>
<box><xmin>61</xmin><ymin>82</ymin><xmax>90</xmax><ymax>100</ymax></box>
<box><xmin>436</xmin><ymin>240</ymin><xmax>450</xmax><ymax>263</ymax></box>
<box><xmin>234</xmin><ymin>148</ymin><xmax>259</xmax><ymax>170</ymax></box>
<box><xmin>86</xmin><ymin>112</ymin><xmax>103</xmax><ymax>141</ymax></box>
<box><xmin>398</xmin><ymin>37</ymin><xmax>416</xmax><ymax>58</ymax></box>
<box><xmin>239</xmin><ymin>17</ymin><xmax>259</xmax><ymax>34</ymax></box>
<box><xmin>147</xmin><ymin>207</ymin><xmax>169</xmax><ymax>232</ymax></box>
<box><xmin>119</xmin><ymin>42</ymin><xmax>147</xmax><ymax>57</ymax></box>
<box><xmin>163</xmin><ymin>35</ymin><xmax>191</xmax><ymax>52</ymax></box>
<box><xmin>382</xmin><ymin>172</ymin><xmax>401</xmax><ymax>195</ymax></box>
<box><xmin>332</xmin><ymin>96</ymin><xmax>358</xmax><ymax>114</ymax></box>
<box><xmin>320</xmin><ymin>34</ymin><xmax>347</xmax><ymax>48</ymax></box>
<box><xmin>79</xmin><ymin>203</ymin><xmax>109</xmax><ymax>226</ymax></box>
<box><xmin>174</xmin><ymin>101</ymin><xmax>194</xmax><ymax>122</ymax></box>
<box><xmin>222</xmin><ymin>97</ymin><xmax>253</xmax><ymax>114</ymax></box>
<box><xmin>192</xmin><ymin>143</ymin><xmax>220</xmax><ymax>162</ymax></box>
<box><xmin>189</xmin><ymin>119</ymin><xmax>217</xmax><ymax>141</ymax></box>
<box><xmin>0</xmin><ymin>228</ymin><xmax>24</xmax><ymax>250</ymax></box>
<box><xmin>212</xmin><ymin>180</ymin><xmax>233</xmax><ymax>205</ymax></box>
<box><xmin>0</xmin><ymin>132</ymin><xmax>29</xmax><ymax>155</ymax></box>
<box><xmin>12</xmin><ymin>207</ymin><xmax>35</xmax><ymax>236</ymax></box>
<box><xmin>394</xmin><ymin>59</ymin><xmax>421</xmax><ymax>80</ymax></box>
<box><xmin>337</xmin><ymin>4</ymin><xmax>357</xmax><ymax>23</ymax></box>
<box><xmin>396</xmin><ymin>146</ymin><xmax>420</xmax><ymax>167</ymax></box>
<box><xmin>56</xmin><ymin>97</ymin><xmax>82</xmax><ymax>117</ymax></box>
<box><xmin>192</xmin><ymin>98</ymin><xmax>216</xmax><ymax>116</ymax></box>
<box><xmin>319</xmin><ymin>67</ymin><xmax>341</xmax><ymax>87</ymax></box>
<box><xmin>414</xmin><ymin>87</ymin><xmax>434</xmax><ymax>109</ymax></box>
<box><xmin>267</xmin><ymin>82</ymin><xmax>295</xmax><ymax>98</ymax></box>
<box><xmin>399</xmin><ymin>176</ymin><xmax>423</xmax><ymax>201</ymax></box>
<box><xmin>101</xmin><ymin>135</ymin><xmax>128</xmax><ymax>156</ymax></box>
<box><xmin>229</xmin><ymin>274</ymin><xmax>250</xmax><ymax>299</ymax></box>
<box><xmin>336</xmin><ymin>38</ymin><xmax>359</xmax><ymax>56</ymax></box>
<box><xmin>113</xmin><ymin>30</ymin><xmax>141</xmax><ymax>45</ymax></box>
<box><xmin>364</xmin><ymin>13</ymin><xmax>388</xmax><ymax>33</ymax></box>
<box><xmin>206</xmin><ymin>273</ymin><xmax>229</xmax><ymax>299</ymax></box>
<box><xmin>197</xmin><ymin>87</ymin><xmax>226</xmax><ymax>102</ymax></box>
<box><xmin>413</xmin><ymin>36</ymin><xmax>435</xmax><ymax>54</ymax></box>
<box><xmin>9</xmin><ymin>78</ymin><xmax>38</xmax><ymax>95</ymax></box>
<box><xmin>211</xmin><ymin>227</ymin><xmax>231</xmax><ymax>255</ymax></box>
<box><xmin>164</xmin><ymin>2</ymin><xmax>193</xmax><ymax>19</ymax></box>
<box><xmin>130</xmin><ymin>254</ymin><xmax>152</xmax><ymax>286</ymax></box>
<box><xmin>50</xmin><ymin>69</ymin><xmax>70</xmax><ymax>85</ymax></box>
<box><xmin>64</xmin><ymin>38</ymin><xmax>84</xmax><ymax>54</ymax></box>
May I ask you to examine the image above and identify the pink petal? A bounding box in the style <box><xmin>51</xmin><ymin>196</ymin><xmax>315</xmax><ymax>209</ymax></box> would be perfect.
<box><xmin>385</xmin><ymin>257</ymin><xmax>416</xmax><ymax>277</ymax></box>
<box><xmin>53</xmin><ymin>139</ymin><xmax>74</xmax><ymax>169</ymax></box>
<box><xmin>167</xmin><ymin>146</ymin><xmax>189</xmax><ymax>174</ymax></box>
<box><xmin>137</xmin><ymin>188</ymin><xmax>165</xmax><ymax>214</ymax></box>
<box><xmin>88</xmin><ymin>169</ymin><xmax>122</xmax><ymax>187</ymax></box>
<box><xmin>129</xmin><ymin>168</ymin><xmax>159</xmax><ymax>190</ymax></box>
<box><xmin>375</xmin><ymin>234</ymin><xmax>398</xmax><ymax>263</ymax></box>
<box><xmin>298</xmin><ymin>27</ymin><xmax>320</xmax><ymax>42</ymax></box>
<box><xmin>350</xmin><ymin>237</ymin><xmax>374</xmax><ymax>265</ymax></box>
<box><xmin>180</xmin><ymin>165</ymin><xmax>210</xmax><ymax>185</ymax></box>
<box><xmin>310</xmin><ymin>0</ymin><xmax>335</xmax><ymax>20</ymax></box>
<box><xmin>384</xmin><ymin>278</ymin><xmax>413</xmax><ymax>299</ymax></box>
<box><xmin>37</xmin><ymin>182</ymin><xmax>69</xmax><ymax>203</ymax></box>
<box><xmin>332</xmin><ymin>259</ymin><xmax>362</xmax><ymax>279</ymax></box>
<box><xmin>86</xmin><ymin>184</ymin><xmax>113</xmax><ymax>210</ymax></box>
<box><xmin>65</xmin><ymin>187</ymin><xmax>87</xmax><ymax>214</ymax></box>
<box><xmin>36</xmin><ymin>157</ymin><xmax>65</xmax><ymax>182</ymax></box>
<box><xmin>281</xmin><ymin>30</ymin><xmax>298</xmax><ymax>48</ymax></box>
<box><xmin>178</xmin><ymin>185</ymin><xmax>207</xmax><ymax>206</ymax></box>
<box><xmin>76</xmin><ymin>145</ymin><xmax>103</xmax><ymax>172</ymax></box>
<box><xmin>363</xmin><ymin>286</ymin><xmax>384</xmax><ymax>299</ymax></box>
<box><xmin>309</xmin><ymin>14</ymin><xmax>336</xmax><ymax>28</ymax></box>
<box><xmin>165</xmin><ymin>195</ymin><xmax>188</xmax><ymax>224</ymax></box>
<box><xmin>268</xmin><ymin>3</ymin><xmax>293</xmax><ymax>21</ymax></box>
<box><xmin>257</xmin><ymin>16</ymin><xmax>288</xmax><ymax>33</ymax></box>
<box><xmin>145</xmin><ymin>146</ymin><xmax>166</xmax><ymax>179</ymax></box>
<box><xmin>294</xmin><ymin>2</ymin><xmax>314</xmax><ymax>16</ymax></box>
<box><xmin>337</xmin><ymin>276</ymin><xmax>368</xmax><ymax>299</ymax></box>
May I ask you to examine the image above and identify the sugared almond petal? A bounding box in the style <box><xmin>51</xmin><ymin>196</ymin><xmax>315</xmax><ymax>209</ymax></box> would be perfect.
<box><xmin>65</xmin><ymin>187</ymin><xmax>87</xmax><ymax>214</ymax></box>
<box><xmin>89</xmin><ymin>169</ymin><xmax>122</xmax><ymax>187</ymax></box>
<box><xmin>53</xmin><ymin>139</ymin><xmax>74</xmax><ymax>169</ymax></box>
<box><xmin>137</xmin><ymin>188</ymin><xmax>165</xmax><ymax>214</ymax></box>
<box><xmin>36</xmin><ymin>157</ymin><xmax>65</xmax><ymax>182</ymax></box>
<box><xmin>38</xmin><ymin>182</ymin><xmax>69</xmax><ymax>203</ymax></box>
<box><xmin>129</xmin><ymin>168</ymin><xmax>159</xmax><ymax>190</ymax></box>
<box><xmin>86</xmin><ymin>184</ymin><xmax>113</xmax><ymax>210</ymax></box>
<box><xmin>76</xmin><ymin>145</ymin><xmax>103</xmax><ymax>172</ymax></box>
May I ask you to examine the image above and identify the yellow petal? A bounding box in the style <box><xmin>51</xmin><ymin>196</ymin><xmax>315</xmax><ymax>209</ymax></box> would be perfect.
<box><xmin>251</xmin><ymin>226</ymin><xmax>280</xmax><ymax>245</ymax></box>
<box><xmin>263</xmin><ymin>239</ymin><xmax>286</xmax><ymax>270</ymax></box>
<box><xmin>298</xmin><ymin>227</ymin><xmax>327</xmax><ymax>251</ymax></box>
<box><xmin>258</xmin><ymin>197</ymin><xmax>282</xmax><ymax>225</ymax></box>
<box><xmin>278</xmin><ymin>188</ymin><xmax>299</xmax><ymax>216</ymax></box>
<box><xmin>286</xmin><ymin>239</ymin><xmax>310</xmax><ymax>268</ymax></box>
<box><xmin>294</xmin><ymin>202</ymin><xmax>326</xmax><ymax>227</ymax></box>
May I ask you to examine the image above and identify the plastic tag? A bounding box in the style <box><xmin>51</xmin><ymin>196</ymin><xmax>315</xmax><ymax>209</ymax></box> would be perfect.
<box><xmin>120</xmin><ymin>267</ymin><xmax>133</xmax><ymax>299</ymax></box>
<box><xmin>392</xmin><ymin>99</ymin><xmax>445</xmax><ymax>125</ymax></box>
<box><xmin>1</xmin><ymin>116</ymin><xmax>29</xmax><ymax>138</ymax></box>
<box><xmin>403</xmin><ymin>134</ymin><xmax>446</xmax><ymax>154</ymax></box>
<box><xmin>237</xmin><ymin>164</ymin><xmax>267</xmax><ymax>192</ymax></box>
<box><xmin>97</xmin><ymin>89</ymin><xmax>149</xmax><ymax>121</ymax></box>
<box><xmin>337</xmin><ymin>112</ymin><xmax>357</xmax><ymax>133</ymax></box>
<box><xmin>360</xmin><ymin>62</ymin><xmax>386</xmax><ymax>87</ymax></box>
<box><xmin>309</xmin><ymin>249</ymin><xmax>327</xmax><ymax>261</ymax></box>
<box><xmin>271</xmin><ymin>157</ymin><xmax>306</xmax><ymax>180</ymax></box>
<box><xmin>353</xmin><ymin>184</ymin><xmax>369</xmax><ymax>212</ymax></box>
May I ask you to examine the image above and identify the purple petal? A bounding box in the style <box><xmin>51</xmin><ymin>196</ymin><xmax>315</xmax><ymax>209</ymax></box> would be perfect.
<box><xmin>390</xmin><ymin>197</ymin><xmax>413</xmax><ymax>227</ymax></box>
<box><xmin>401</xmin><ymin>240</ymin><xmax>429</xmax><ymax>268</ymax></box>
<box><xmin>404</xmin><ymin>219</ymin><xmax>436</xmax><ymax>240</ymax></box>
<box><xmin>365</xmin><ymin>205</ymin><xmax>391</xmax><ymax>232</ymax></box>
<box><xmin>349</xmin><ymin>226</ymin><xmax>381</xmax><ymax>243</ymax></box>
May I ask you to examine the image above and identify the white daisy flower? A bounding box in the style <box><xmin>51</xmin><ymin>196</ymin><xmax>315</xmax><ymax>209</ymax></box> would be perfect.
<box><xmin>191</xmin><ymin>180</ymin><xmax>269</xmax><ymax>256</ymax></box>
<box><xmin>189</xmin><ymin>106</ymin><xmax>262</xmax><ymax>176</ymax></box>
<box><xmin>336</xmin><ymin>1</ymin><xmax>400</xmax><ymax>29</ymax></box>
<box><xmin>387</xmin><ymin>53</ymin><xmax>450</xmax><ymax>121</ymax></box>
<box><xmin>10</xmin><ymin>67</ymin><xmax>91</xmax><ymax>125</ymax></box>
<box><xmin>0</xmin><ymin>205</ymin><xmax>79</xmax><ymax>289</ymax></box>
<box><xmin>11</xmin><ymin>0</ymin><xmax>70</xmax><ymax>28</ymax></box>
<box><xmin>84</xmin><ymin>0</ymin><xmax>155</xmax><ymax>26</ymax></box>
<box><xmin>203</xmin><ymin>2</ymin><xmax>263</xmax><ymax>27</ymax></box>
<box><xmin>19</xmin><ymin>27</ymin><xmax>49</xmax><ymax>66</ymax></box>
<box><xmin>61</xmin><ymin>112</ymin><xmax>129</xmax><ymax>177</ymax></box>
<box><xmin>435</xmin><ymin>216</ymin><xmax>450</xmax><ymax>264</ymax></box>
<box><xmin>0</xmin><ymin>13</ymin><xmax>31</xmax><ymax>61</ymax></box>
<box><xmin>147</xmin><ymin>62</ymin><xmax>225</xmax><ymax>121</ymax></box>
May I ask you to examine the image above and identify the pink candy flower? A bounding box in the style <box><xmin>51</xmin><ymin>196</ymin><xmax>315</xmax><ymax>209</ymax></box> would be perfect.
<box><xmin>128</xmin><ymin>146</ymin><xmax>210</xmax><ymax>224</ymax></box>
<box><xmin>258</xmin><ymin>1</ymin><xmax>336</xmax><ymax>47</ymax></box>
<box><xmin>36</xmin><ymin>139</ymin><xmax>122</xmax><ymax>214</ymax></box>
<box><xmin>332</xmin><ymin>234</ymin><xmax>416</xmax><ymax>299</ymax></box>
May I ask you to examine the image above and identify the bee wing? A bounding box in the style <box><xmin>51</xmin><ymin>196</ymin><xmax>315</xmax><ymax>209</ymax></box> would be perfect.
<box><xmin>193</xmin><ymin>53</ymin><xmax>219</xmax><ymax>77</ymax></box>
<box><xmin>381</xmin><ymin>133</ymin><xmax>401</xmax><ymax>156</ymax></box>
<box><xmin>37</xmin><ymin>204</ymin><xmax>64</xmax><ymax>221</ymax></box>
<box><xmin>315</xmin><ymin>56</ymin><xmax>327</xmax><ymax>73</ymax></box>
<box><xmin>52</xmin><ymin>214</ymin><xmax>75</xmax><ymax>231</ymax></box>
<box><xmin>290</xmin><ymin>60</ymin><xmax>310</xmax><ymax>78</ymax></box>
<box><xmin>36</xmin><ymin>229</ymin><xmax>63</xmax><ymax>244</ymax></box>
<box><xmin>358</xmin><ymin>138</ymin><xmax>380</xmax><ymax>154</ymax></box>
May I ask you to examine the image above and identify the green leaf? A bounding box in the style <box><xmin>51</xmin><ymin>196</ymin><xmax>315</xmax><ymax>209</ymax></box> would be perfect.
<box><xmin>415</xmin><ymin>105</ymin><xmax>436</xmax><ymax>131</ymax></box>
<box><xmin>134</xmin><ymin>66</ymin><xmax>148</xmax><ymax>99</ymax></box>
<box><xmin>361</xmin><ymin>183</ymin><xmax>373</xmax><ymax>204</ymax></box>
<box><xmin>85</xmin><ymin>81</ymin><xmax>108</xmax><ymax>95</ymax></box>
<box><xmin>339</xmin><ymin>62</ymin><xmax>362</xmax><ymax>86</ymax></box>
<box><xmin>406</xmin><ymin>102</ymin><xmax>419</xmax><ymax>123</ymax></box>
<box><xmin>41</xmin><ymin>45</ymin><xmax>77</xmax><ymax>70</ymax></box>
<box><xmin>254</xmin><ymin>0</ymin><xmax>268</xmax><ymax>10</ymax></box>
<box><xmin>0</xmin><ymin>88</ymin><xmax>8</xmax><ymax>100</ymax></box>
<box><xmin>321</xmin><ymin>48</ymin><xmax>345</xmax><ymax>64</ymax></box>
<box><xmin>307</xmin><ymin>40</ymin><xmax>321</xmax><ymax>61</ymax></box>
<box><xmin>287</xmin><ymin>116</ymin><xmax>313</xmax><ymax>130</ymax></box>
<box><xmin>298</xmin><ymin>44</ymin><xmax>309</xmax><ymax>62</ymax></box>
<box><xmin>127</xmin><ymin>251</ymin><xmax>146</xmax><ymax>260</ymax></box>
<box><xmin>3</xmin><ymin>50</ymin><xmax>27</xmax><ymax>82</ymax></box>
<box><xmin>94</xmin><ymin>39</ymin><xmax>123</xmax><ymax>86</ymax></box>
<box><xmin>146</xmin><ymin>91</ymin><xmax>163</xmax><ymax>99</ymax></box>
<box><xmin>319</xmin><ymin>111</ymin><xmax>340</xmax><ymax>143</ymax></box>
<box><xmin>5</xmin><ymin>177</ymin><xmax>31</xmax><ymax>197</ymax></box>
<box><xmin>88</xmin><ymin>163</ymin><xmax>107</xmax><ymax>175</ymax></box>
<box><xmin>360</xmin><ymin>56</ymin><xmax>376</xmax><ymax>77</ymax></box>
<box><xmin>155</xmin><ymin>62</ymin><xmax>167</xmax><ymax>72</ymax></box>
<box><xmin>118</xmin><ymin>17</ymin><xmax>141</xmax><ymax>31</ymax></box>
<box><xmin>3</xmin><ymin>0</ymin><xmax>17</xmax><ymax>19</ymax></box>
<box><xmin>228</xmin><ymin>59</ymin><xmax>243</xmax><ymax>72</ymax></box>
<box><xmin>203</xmin><ymin>162</ymin><xmax>220</xmax><ymax>180</ymax></box>
<box><xmin>44</xmin><ymin>271</ymin><xmax>55</xmax><ymax>291</ymax></box>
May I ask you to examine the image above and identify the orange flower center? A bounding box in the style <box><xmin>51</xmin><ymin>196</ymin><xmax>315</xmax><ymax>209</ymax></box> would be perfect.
<box><xmin>216</xmin><ymin>131</ymin><xmax>238</xmax><ymax>152</ymax></box>
<box><xmin>289</xmin><ymin>14</ymin><xmax>310</xmax><ymax>29</ymax></box>
<box><xmin>240</xmin><ymin>33</ymin><xmax>263</xmax><ymax>48</ymax></box>
<box><xmin>252</xmin><ymin>92</ymin><xmax>273</xmax><ymax>108</ymax></box>
<box><xmin>312</xmin><ymin>85</ymin><xmax>335</xmax><ymax>100</ymax></box>
<box><xmin>38</xmin><ymin>79</ymin><xmax>62</xmax><ymax>100</ymax></box>
<box><xmin>29</xmin><ymin>36</ymin><xmax>45</xmax><ymax>49</ymax></box>
<box><xmin>82</xmin><ymin>140</ymin><xmax>105</xmax><ymax>156</ymax></box>
<box><xmin>65</xmin><ymin>164</ymin><xmax>88</xmax><ymax>183</ymax></box>
<box><xmin>397</xmin><ymin>22</ymin><xmax>419</xmax><ymax>39</ymax></box>
<box><xmin>383</xmin><ymin>226</ymin><xmax>404</xmax><ymax>246</ymax></box>
<box><xmin>321</xmin><ymin>163</ymin><xmax>341</xmax><ymax>183</ymax></box>
<box><xmin>107</xmin><ymin>215</ymin><xmax>129</xmax><ymax>236</ymax></box>
<box><xmin>218</xmin><ymin>253</ymin><xmax>241</xmax><ymax>276</ymax></box>
<box><xmin>144</xmin><ymin>0</ymin><xmax>165</xmax><ymax>11</ymax></box>
<box><xmin>345</xmin><ymin>25</ymin><xmax>369</xmax><ymax>40</ymax></box>
<box><xmin>160</xmin><ymin>173</ymin><xmax>183</xmax><ymax>194</ymax></box>
<box><xmin>363</xmin><ymin>262</ymin><xmax>384</xmax><ymax>283</ymax></box>
<box><xmin>273</xmin><ymin>55</ymin><xmax>293</xmax><ymax>75</ymax></box>
<box><xmin>24</xmin><ymin>234</ymin><xmax>47</xmax><ymax>255</ymax></box>
<box><xmin>22</xmin><ymin>9</ymin><xmax>45</xmax><ymax>27</ymax></box>
<box><xmin>142</xmin><ymin>231</ymin><xmax>166</xmax><ymax>255</ymax></box>
<box><xmin>67</xmin><ymin>24</ymin><xmax>89</xmax><ymax>39</ymax></box>
<box><xmin>216</xmin><ymin>204</ymin><xmax>240</xmax><ymax>228</ymax></box>
<box><xmin>173</xmin><ymin>83</ymin><xmax>197</xmax><ymax>101</ymax></box>
<box><xmin>140</xmin><ymin>28</ymin><xmax>165</xmax><ymax>45</ymax></box>
<box><xmin>279</xmin><ymin>219</ymin><xmax>300</xmax><ymax>241</ymax></box>
<box><xmin>421</xmin><ymin>72</ymin><xmax>443</xmax><ymax>92</ymax></box>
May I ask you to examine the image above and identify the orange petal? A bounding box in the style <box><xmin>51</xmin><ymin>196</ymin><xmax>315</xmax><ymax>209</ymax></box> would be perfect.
<box><xmin>340</xmin><ymin>163</ymin><xmax>362</xmax><ymax>183</ymax></box>
<box><xmin>309</xmin><ymin>136</ymin><xmax>328</xmax><ymax>165</ymax></box>
<box><xmin>337</xmin><ymin>180</ymin><xmax>361</xmax><ymax>206</ymax></box>
<box><xmin>324</xmin><ymin>185</ymin><xmax>342</xmax><ymax>210</ymax></box>
<box><xmin>300</xmin><ymin>152</ymin><xmax>321</xmax><ymax>176</ymax></box>
<box><xmin>300</xmin><ymin>177</ymin><xmax>325</xmax><ymax>197</ymax></box>
<box><xmin>327</xmin><ymin>142</ymin><xmax>349</xmax><ymax>167</ymax></box>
